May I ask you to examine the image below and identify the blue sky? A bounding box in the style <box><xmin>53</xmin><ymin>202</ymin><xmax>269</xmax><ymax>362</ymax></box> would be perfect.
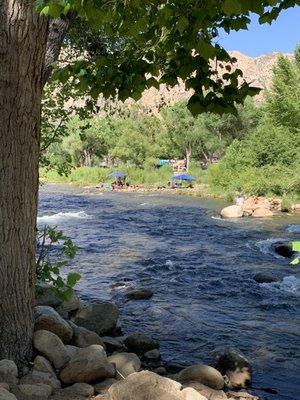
<box><xmin>218</xmin><ymin>7</ymin><xmax>300</xmax><ymax>57</ymax></box>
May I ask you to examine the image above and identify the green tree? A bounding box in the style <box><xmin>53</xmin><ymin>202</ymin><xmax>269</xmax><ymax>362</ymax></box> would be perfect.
<box><xmin>0</xmin><ymin>0</ymin><xmax>297</xmax><ymax>364</ymax></box>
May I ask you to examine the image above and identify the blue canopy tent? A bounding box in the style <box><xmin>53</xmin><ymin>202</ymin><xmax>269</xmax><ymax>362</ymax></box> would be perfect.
<box><xmin>172</xmin><ymin>173</ymin><xmax>196</xmax><ymax>181</ymax></box>
<box><xmin>107</xmin><ymin>172</ymin><xmax>127</xmax><ymax>179</ymax></box>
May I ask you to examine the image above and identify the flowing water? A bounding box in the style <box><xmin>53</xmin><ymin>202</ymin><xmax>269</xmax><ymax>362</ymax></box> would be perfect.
<box><xmin>38</xmin><ymin>185</ymin><xmax>300</xmax><ymax>400</ymax></box>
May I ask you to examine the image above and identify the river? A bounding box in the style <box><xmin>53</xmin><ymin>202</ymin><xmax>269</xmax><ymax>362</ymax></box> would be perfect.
<box><xmin>38</xmin><ymin>184</ymin><xmax>300</xmax><ymax>400</ymax></box>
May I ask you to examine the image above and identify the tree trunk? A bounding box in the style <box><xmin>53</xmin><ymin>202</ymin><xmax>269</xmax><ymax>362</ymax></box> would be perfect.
<box><xmin>185</xmin><ymin>145</ymin><xmax>191</xmax><ymax>172</ymax></box>
<box><xmin>0</xmin><ymin>0</ymin><xmax>48</xmax><ymax>365</ymax></box>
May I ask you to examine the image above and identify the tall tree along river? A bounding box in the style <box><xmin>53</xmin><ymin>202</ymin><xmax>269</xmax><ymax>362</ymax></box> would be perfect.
<box><xmin>38</xmin><ymin>185</ymin><xmax>300</xmax><ymax>400</ymax></box>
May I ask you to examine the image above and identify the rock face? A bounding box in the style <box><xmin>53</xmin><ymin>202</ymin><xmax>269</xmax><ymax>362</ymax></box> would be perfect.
<box><xmin>177</xmin><ymin>365</ymin><xmax>224</xmax><ymax>390</ymax></box>
<box><xmin>108</xmin><ymin>370</ymin><xmax>185</xmax><ymax>400</ymax></box>
<box><xmin>60</xmin><ymin>345</ymin><xmax>115</xmax><ymax>384</ymax></box>
<box><xmin>108</xmin><ymin>353</ymin><xmax>141</xmax><ymax>379</ymax></box>
<box><xmin>73</xmin><ymin>302</ymin><xmax>118</xmax><ymax>336</ymax></box>
<box><xmin>124</xmin><ymin>333</ymin><xmax>159</xmax><ymax>354</ymax></box>
<box><xmin>35</xmin><ymin>306</ymin><xmax>73</xmax><ymax>343</ymax></box>
<box><xmin>274</xmin><ymin>243</ymin><xmax>294</xmax><ymax>258</ymax></box>
<box><xmin>252</xmin><ymin>208</ymin><xmax>273</xmax><ymax>218</ymax></box>
<box><xmin>221</xmin><ymin>205</ymin><xmax>243</xmax><ymax>219</ymax></box>
<box><xmin>253</xmin><ymin>273</ymin><xmax>280</xmax><ymax>284</ymax></box>
<box><xmin>33</xmin><ymin>330</ymin><xmax>70</xmax><ymax>370</ymax></box>
<box><xmin>215</xmin><ymin>349</ymin><xmax>252</xmax><ymax>388</ymax></box>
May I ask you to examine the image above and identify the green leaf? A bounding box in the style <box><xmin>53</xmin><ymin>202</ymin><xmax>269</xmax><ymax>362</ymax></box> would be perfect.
<box><xmin>195</xmin><ymin>40</ymin><xmax>215</xmax><ymax>59</ymax></box>
<box><xmin>222</xmin><ymin>0</ymin><xmax>242</xmax><ymax>15</ymax></box>
<box><xmin>177</xmin><ymin>16</ymin><xmax>189</xmax><ymax>33</ymax></box>
<box><xmin>292</xmin><ymin>241</ymin><xmax>300</xmax><ymax>252</ymax></box>
<box><xmin>290</xmin><ymin>257</ymin><xmax>299</xmax><ymax>265</ymax></box>
<box><xmin>67</xmin><ymin>272</ymin><xmax>81</xmax><ymax>287</ymax></box>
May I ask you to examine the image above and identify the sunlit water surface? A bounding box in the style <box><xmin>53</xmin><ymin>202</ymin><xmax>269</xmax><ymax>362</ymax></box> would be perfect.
<box><xmin>38</xmin><ymin>185</ymin><xmax>300</xmax><ymax>400</ymax></box>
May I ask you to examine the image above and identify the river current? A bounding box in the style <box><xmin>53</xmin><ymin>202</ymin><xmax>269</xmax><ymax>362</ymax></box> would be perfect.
<box><xmin>38</xmin><ymin>185</ymin><xmax>300</xmax><ymax>400</ymax></box>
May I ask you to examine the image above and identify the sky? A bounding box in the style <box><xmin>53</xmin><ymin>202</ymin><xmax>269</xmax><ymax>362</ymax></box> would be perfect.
<box><xmin>219</xmin><ymin>6</ymin><xmax>300</xmax><ymax>57</ymax></box>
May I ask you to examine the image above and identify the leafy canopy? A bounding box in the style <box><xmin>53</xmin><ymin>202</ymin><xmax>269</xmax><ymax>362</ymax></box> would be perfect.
<box><xmin>37</xmin><ymin>0</ymin><xmax>299</xmax><ymax>115</ymax></box>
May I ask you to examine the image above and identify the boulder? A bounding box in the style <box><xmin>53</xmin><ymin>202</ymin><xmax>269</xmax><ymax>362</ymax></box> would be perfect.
<box><xmin>0</xmin><ymin>384</ymin><xmax>10</xmax><ymax>391</ymax></box>
<box><xmin>101</xmin><ymin>337</ymin><xmax>127</xmax><ymax>353</ymax></box>
<box><xmin>183</xmin><ymin>382</ymin><xmax>227</xmax><ymax>400</ymax></box>
<box><xmin>0</xmin><ymin>388</ymin><xmax>17</xmax><ymax>400</ymax></box>
<box><xmin>73</xmin><ymin>302</ymin><xmax>118</xmax><ymax>336</ymax></box>
<box><xmin>220</xmin><ymin>206</ymin><xmax>243</xmax><ymax>219</ymax></box>
<box><xmin>20</xmin><ymin>370</ymin><xmax>61</xmax><ymax>392</ymax></box>
<box><xmin>107</xmin><ymin>353</ymin><xmax>141</xmax><ymax>379</ymax></box>
<box><xmin>124</xmin><ymin>333</ymin><xmax>159</xmax><ymax>354</ymax></box>
<box><xmin>94</xmin><ymin>379</ymin><xmax>117</xmax><ymax>395</ymax></box>
<box><xmin>253</xmin><ymin>273</ymin><xmax>280</xmax><ymax>284</ymax></box>
<box><xmin>177</xmin><ymin>365</ymin><xmax>224</xmax><ymax>390</ymax></box>
<box><xmin>291</xmin><ymin>203</ymin><xmax>300</xmax><ymax>212</ymax></box>
<box><xmin>215</xmin><ymin>349</ymin><xmax>252</xmax><ymax>388</ymax></box>
<box><xmin>65</xmin><ymin>345</ymin><xmax>80</xmax><ymax>359</ymax></box>
<box><xmin>274</xmin><ymin>244</ymin><xmax>294</xmax><ymax>258</ymax></box>
<box><xmin>69</xmin><ymin>383</ymin><xmax>94</xmax><ymax>397</ymax></box>
<box><xmin>252</xmin><ymin>208</ymin><xmax>273</xmax><ymax>218</ymax></box>
<box><xmin>0</xmin><ymin>360</ymin><xmax>18</xmax><ymax>386</ymax></box>
<box><xmin>60</xmin><ymin>345</ymin><xmax>115</xmax><ymax>384</ymax></box>
<box><xmin>36</xmin><ymin>283</ymin><xmax>62</xmax><ymax>308</ymax></box>
<box><xmin>55</xmin><ymin>291</ymin><xmax>81</xmax><ymax>318</ymax></box>
<box><xmin>71</xmin><ymin>323</ymin><xmax>105</xmax><ymax>348</ymax></box>
<box><xmin>33</xmin><ymin>330</ymin><xmax>70</xmax><ymax>370</ymax></box>
<box><xmin>108</xmin><ymin>370</ymin><xmax>185</xmax><ymax>400</ymax></box>
<box><xmin>126</xmin><ymin>289</ymin><xmax>153</xmax><ymax>300</ymax></box>
<box><xmin>144</xmin><ymin>349</ymin><xmax>161</xmax><ymax>360</ymax></box>
<box><xmin>181</xmin><ymin>388</ymin><xmax>208</xmax><ymax>400</ymax></box>
<box><xmin>16</xmin><ymin>383</ymin><xmax>52</xmax><ymax>399</ymax></box>
<box><xmin>35</xmin><ymin>306</ymin><xmax>73</xmax><ymax>344</ymax></box>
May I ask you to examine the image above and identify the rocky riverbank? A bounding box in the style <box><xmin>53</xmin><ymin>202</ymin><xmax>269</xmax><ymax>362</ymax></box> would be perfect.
<box><xmin>0</xmin><ymin>286</ymin><xmax>261</xmax><ymax>400</ymax></box>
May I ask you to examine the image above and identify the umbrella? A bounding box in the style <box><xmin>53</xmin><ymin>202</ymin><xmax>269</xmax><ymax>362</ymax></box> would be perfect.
<box><xmin>107</xmin><ymin>172</ymin><xmax>127</xmax><ymax>179</ymax></box>
<box><xmin>172</xmin><ymin>173</ymin><xmax>196</xmax><ymax>181</ymax></box>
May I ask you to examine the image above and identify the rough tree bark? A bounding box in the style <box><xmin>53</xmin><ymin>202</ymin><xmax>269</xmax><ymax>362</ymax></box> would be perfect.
<box><xmin>0</xmin><ymin>0</ymin><xmax>48</xmax><ymax>365</ymax></box>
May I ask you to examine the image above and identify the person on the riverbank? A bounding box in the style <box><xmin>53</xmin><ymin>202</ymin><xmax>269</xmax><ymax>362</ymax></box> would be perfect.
<box><xmin>236</xmin><ymin>194</ymin><xmax>245</xmax><ymax>206</ymax></box>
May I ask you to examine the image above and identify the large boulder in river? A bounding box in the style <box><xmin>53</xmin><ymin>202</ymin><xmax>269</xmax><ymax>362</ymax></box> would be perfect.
<box><xmin>252</xmin><ymin>207</ymin><xmax>273</xmax><ymax>218</ymax></box>
<box><xmin>274</xmin><ymin>243</ymin><xmax>294</xmax><ymax>258</ymax></box>
<box><xmin>108</xmin><ymin>370</ymin><xmax>204</xmax><ymax>400</ymax></box>
<box><xmin>253</xmin><ymin>273</ymin><xmax>280</xmax><ymax>284</ymax></box>
<box><xmin>60</xmin><ymin>344</ymin><xmax>115</xmax><ymax>384</ymax></box>
<box><xmin>177</xmin><ymin>365</ymin><xmax>224</xmax><ymax>390</ymax></box>
<box><xmin>33</xmin><ymin>330</ymin><xmax>70</xmax><ymax>370</ymax></box>
<box><xmin>35</xmin><ymin>306</ymin><xmax>73</xmax><ymax>343</ymax></box>
<box><xmin>215</xmin><ymin>349</ymin><xmax>252</xmax><ymax>388</ymax></box>
<box><xmin>108</xmin><ymin>352</ymin><xmax>141</xmax><ymax>379</ymax></box>
<box><xmin>73</xmin><ymin>302</ymin><xmax>118</xmax><ymax>335</ymax></box>
<box><xmin>124</xmin><ymin>333</ymin><xmax>159</xmax><ymax>354</ymax></box>
<box><xmin>126</xmin><ymin>288</ymin><xmax>153</xmax><ymax>300</ymax></box>
<box><xmin>220</xmin><ymin>205</ymin><xmax>243</xmax><ymax>219</ymax></box>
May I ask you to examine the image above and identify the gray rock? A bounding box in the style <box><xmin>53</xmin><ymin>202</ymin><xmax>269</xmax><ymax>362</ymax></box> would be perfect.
<box><xmin>33</xmin><ymin>356</ymin><xmax>56</xmax><ymax>376</ymax></box>
<box><xmin>73</xmin><ymin>302</ymin><xmax>118</xmax><ymax>336</ymax></box>
<box><xmin>101</xmin><ymin>337</ymin><xmax>127</xmax><ymax>353</ymax></box>
<box><xmin>65</xmin><ymin>345</ymin><xmax>80</xmax><ymax>359</ymax></box>
<box><xmin>144</xmin><ymin>349</ymin><xmax>161</xmax><ymax>360</ymax></box>
<box><xmin>72</xmin><ymin>324</ymin><xmax>105</xmax><ymax>348</ymax></box>
<box><xmin>0</xmin><ymin>388</ymin><xmax>17</xmax><ymax>400</ymax></box>
<box><xmin>36</xmin><ymin>283</ymin><xmax>62</xmax><ymax>308</ymax></box>
<box><xmin>55</xmin><ymin>291</ymin><xmax>81</xmax><ymax>318</ymax></box>
<box><xmin>20</xmin><ymin>370</ymin><xmax>61</xmax><ymax>393</ymax></box>
<box><xmin>108</xmin><ymin>353</ymin><xmax>141</xmax><ymax>379</ymax></box>
<box><xmin>0</xmin><ymin>383</ymin><xmax>10</xmax><ymax>391</ymax></box>
<box><xmin>33</xmin><ymin>330</ymin><xmax>70</xmax><ymax>370</ymax></box>
<box><xmin>0</xmin><ymin>360</ymin><xmax>18</xmax><ymax>386</ymax></box>
<box><xmin>16</xmin><ymin>383</ymin><xmax>52</xmax><ymax>399</ymax></box>
<box><xmin>70</xmin><ymin>383</ymin><xmax>94</xmax><ymax>397</ymax></box>
<box><xmin>253</xmin><ymin>273</ymin><xmax>280</xmax><ymax>284</ymax></box>
<box><xmin>35</xmin><ymin>306</ymin><xmax>73</xmax><ymax>344</ymax></box>
<box><xmin>221</xmin><ymin>205</ymin><xmax>243</xmax><ymax>219</ymax></box>
<box><xmin>60</xmin><ymin>345</ymin><xmax>116</xmax><ymax>384</ymax></box>
<box><xmin>108</xmin><ymin>370</ymin><xmax>185</xmax><ymax>400</ymax></box>
<box><xmin>94</xmin><ymin>379</ymin><xmax>117</xmax><ymax>395</ymax></box>
<box><xmin>215</xmin><ymin>349</ymin><xmax>252</xmax><ymax>388</ymax></box>
<box><xmin>177</xmin><ymin>365</ymin><xmax>224</xmax><ymax>390</ymax></box>
<box><xmin>124</xmin><ymin>333</ymin><xmax>159</xmax><ymax>354</ymax></box>
<box><xmin>181</xmin><ymin>387</ymin><xmax>208</xmax><ymax>400</ymax></box>
<box><xmin>126</xmin><ymin>289</ymin><xmax>153</xmax><ymax>300</ymax></box>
